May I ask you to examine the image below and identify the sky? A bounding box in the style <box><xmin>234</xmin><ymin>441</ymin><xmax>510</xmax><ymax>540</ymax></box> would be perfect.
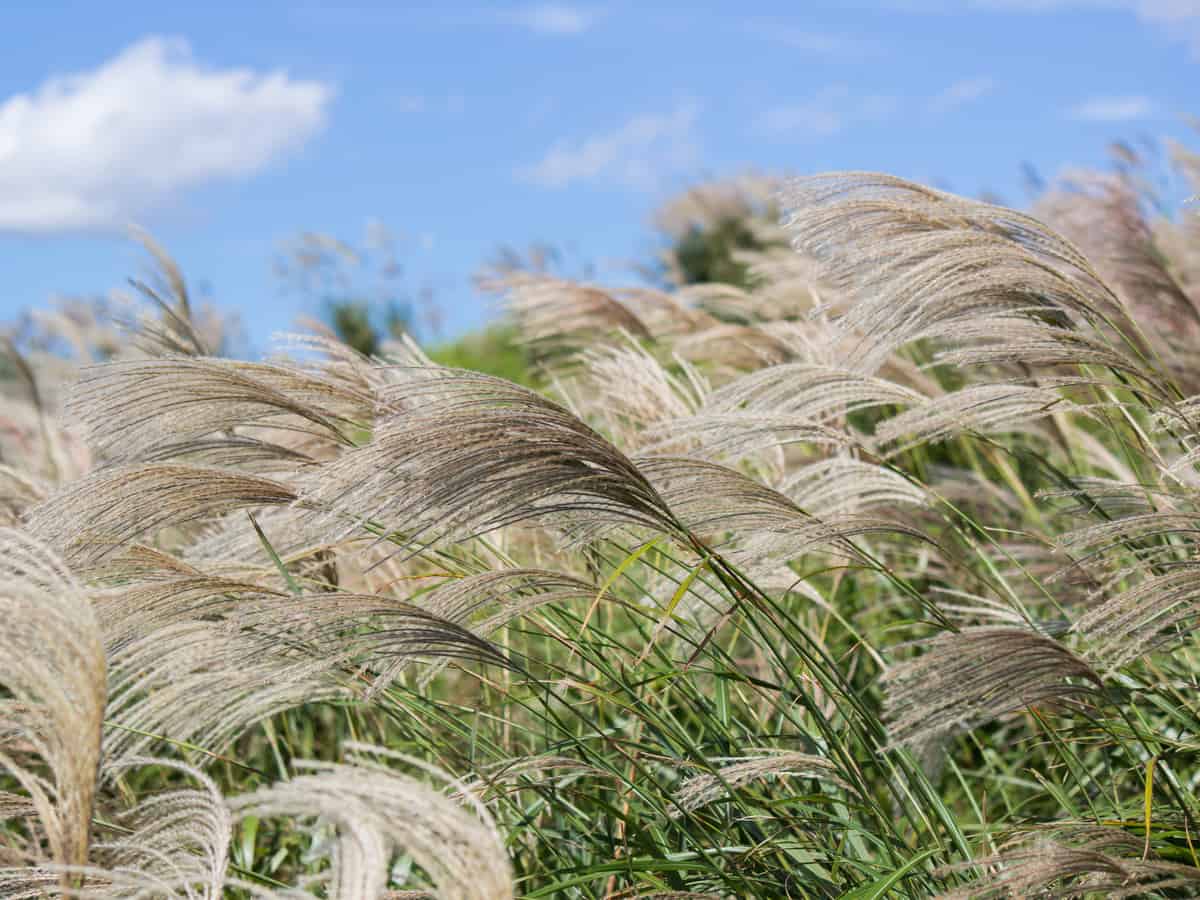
<box><xmin>0</xmin><ymin>0</ymin><xmax>1196</xmax><ymax>350</ymax></box>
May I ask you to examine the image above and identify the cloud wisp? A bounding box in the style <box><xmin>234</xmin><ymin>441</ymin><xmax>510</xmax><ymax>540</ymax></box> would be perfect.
<box><xmin>756</xmin><ymin>86</ymin><xmax>898</xmax><ymax>139</ymax></box>
<box><xmin>929</xmin><ymin>76</ymin><xmax>996</xmax><ymax>113</ymax></box>
<box><xmin>1068</xmin><ymin>94</ymin><xmax>1158</xmax><ymax>121</ymax></box>
<box><xmin>743</xmin><ymin>22</ymin><xmax>882</xmax><ymax>58</ymax></box>
<box><xmin>465</xmin><ymin>4</ymin><xmax>602</xmax><ymax>36</ymax></box>
<box><xmin>0</xmin><ymin>36</ymin><xmax>332</xmax><ymax>233</ymax></box>
<box><xmin>517</xmin><ymin>102</ymin><xmax>701</xmax><ymax>190</ymax></box>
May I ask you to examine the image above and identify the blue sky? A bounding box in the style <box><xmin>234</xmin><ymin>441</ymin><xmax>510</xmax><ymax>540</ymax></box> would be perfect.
<box><xmin>0</xmin><ymin>0</ymin><xmax>1196</xmax><ymax>349</ymax></box>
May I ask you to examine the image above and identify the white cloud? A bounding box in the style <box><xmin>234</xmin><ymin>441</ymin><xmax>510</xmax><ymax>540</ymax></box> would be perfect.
<box><xmin>757</xmin><ymin>87</ymin><xmax>898</xmax><ymax>138</ymax></box>
<box><xmin>0</xmin><ymin>37</ymin><xmax>331</xmax><ymax>233</ymax></box>
<box><xmin>1069</xmin><ymin>94</ymin><xmax>1157</xmax><ymax>120</ymax></box>
<box><xmin>744</xmin><ymin>22</ymin><xmax>880</xmax><ymax>57</ymax></box>
<box><xmin>517</xmin><ymin>102</ymin><xmax>700</xmax><ymax>190</ymax></box>
<box><xmin>929</xmin><ymin>77</ymin><xmax>996</xmax><ymax>113</ymax></box>
<box><xmin>490</xmin><ymin>4</ymin><xmax>601</xmax><ymax>35</ymax></box>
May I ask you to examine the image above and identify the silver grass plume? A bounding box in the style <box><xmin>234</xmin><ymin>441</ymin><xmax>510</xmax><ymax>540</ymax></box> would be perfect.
<box><xmin>1055</xmin><ymin>511</ymin><xmax>1200</xmax><ymax>572</ymax></box>
<box><xmin>1073</xmin><ymin>562</ymin><xmax>1200</xmax><ymax>670</ymax></box>
<box><xmin>671</xmin><ymin>323</ymin><xmax>797</xmax><ymax>373</ymax></box>
<box><xmin>227</xmin><ymin>588</ymin><xmax>516</xmax><ymax>695</ymax></box>
<box><xmin>67</xmin><ymin>357</ymin><xmax>374</xmax><ymax>465</ymax></box>
<box><xmin>779</xmin><ymin>457</ymin><xmax>927</xmax><ymax>517</ymax></box>
<box><xmin>637</xmin><ymin>456</ymin><xmax>931</xmax><ymax>565</ymax></box>
<box><xmin>568</xmin><ymin>343</ymin><xmax>707</xmax><ymax>447</ymax></box>
<box><xmin>881</xmin><ymin>627</ymin><xmax>1101</xmax><ymax>749</ymax></box>
<box><xmin>89</xmin><ymin>574</ymin><xmax>286</xmax><ymax>648</ymax></box>
<box><xmin>102</xmin><ymin>622</ymin><xmax>348</xmax><ymax>763</ymax></box>
<box><xmin>779</xmin><ymin>172</ymin><xmax>1138</xmax><ymax>375</ymax></box>
<box><xmin>502</xmin><ymin>274</ymin><xmax>652</xmax><ymax>360</ymax></box>
<box><xmin>1036</xmin><ymin>169</ymin><xmax>1200</xmax><ymax>367</ymax></box>
<box><xmin>671</xmin><ymin>750</ymin><xmax>848</xmax><ymax>817</ymax></box>
<box><xmin>643</xmin><ymin>363</ymin><xmax>920</xmax><ymax>463</ymax></box>
<box><xmin>81</xmin><ymin>758</ymin><xmax>230</xmax><ymax>898</ymax></box>
<box><xmin>227</xmin><ymin>744</ymin><xmax>513</xmax><ymax>899</ymax></box>
<box><xmin>937</xmin><ymin>826</ymin><xmax>1200</xmax><ymax>899</ymax></box>
<box><xmin>873</xmin><ymin>383</ymin><xmax>1084</xmax><ymax>453</ymax></box>
<box><xmin>0</xmin><ymin>532</ymin><xmax>106</xmax><ymax>882</ymax></box>
<box><xmin>302</xmin><ymin>368</ymin><xmax>684</xmax><ymax>551</ymax></box>
<box><xmin>100</xmin><ymin>577</ymin><xmax>508</xmax><ymax>763</ymax></box>
<box><xmin>395</xmin><ymin>569</ymin><xmax>597</xmax><ymax>691</ymax></box>
<box><xmin>930</xmin><ymin>314</ymin><xmax>1151</xmax><ymax>377</ymax></box>
<box><xmin>25</xmin><ymin>465</ymin><xmax>299</xmax><ymax>566</ymax></box>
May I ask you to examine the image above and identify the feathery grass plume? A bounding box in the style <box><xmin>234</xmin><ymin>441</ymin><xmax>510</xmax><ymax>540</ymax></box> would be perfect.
<box><xmin>637</xmin><ymin>456</ymin><xmax>929</xmax><ymax>565</ymax></box>
<box><xmin>706</xmin><ymin>362</ymin><xmax>925</xmax><ymax>423</ymax></box>
<box><xmin>68</xmin><ymin>357</ymin><xmax>373</xmax><ymax>465</ymax></box>
<box><xmin>84</xmin><ymin>758</ymin><xmax>229</xmax><ymax>898</ymax></box>
<box><xmin>88</xmin><ymin>574</ymin><xmax>287</xmax><ymax>647</ymax></box>
<box><xmin>676</xmin><ymin>282</ymin><xmax>756</xmax><ymax>323</ymax></box>
<box><xmin>671</xmin><ymin>323</ymin><xmax>797</xmax><ymax>373</ymax></box>
<box><xmin>394</xmin><ymin>568</ymin><xmax>597</xmax><ymax>689</ymax></box>
<box><xmin>0</xmin><ymin>465</ymin><xmax>51</xmax><ymax>527</ymax></box>
<box><xmin>180</xmin><ymin>505</ymin><xmax>331</xmax><ymax>577</ymax></box>
<box><xmin>568</xmin><ymin>342</ymin><xmax>707</xmax><ymax>447</ymax></box>
<box><xmin>671</xmin><ymin>750</ymin><xmax>848</xmax><ymax>817</ymax></box>
<box><xmin>930</xmin><ymin>313</ymin><xmax>1150</xmax><ymax>377</ymax></box>
<box><xmin>609</xmin><ymin>286</ymin><xmax>715</xmax><ymax>339</ymax></box>
<box><xmin>1039</xmin><ymin>476</ymin><xmax>1166</xmax><ymax>522</ymax></box>
<box><xmin>124</xmin><ymin>228</ymin><xmax>216</xmax><ymax>359</ymax></box>
<box><xmin>102</xmin><ymin>621</ymin><xmax>348</xmax><ymax>763</ymax></box>
<box><xmin>1072</xmin><ymin>562</ymin><xmax>1200</xmax><ymax>670</ymax></box>
<box><xmin>26</xmin><ymin>464</ymin><xmax>299</xmax><ymax>566</ymax></box>
<box><xmin>418</xmin><ymin>569</ymin><xmax>597</xmax><ymax>634</ymax></box>
<box><xmin>779</xmin><ymin>172</ymin><xmax>1144</xmax><ymax>375</ymax></box>
<box><xmin>502</xmin><ymin>273</ymin><xmax>652</xmax><ymax>361</ymax></box>
<box><xmin>128</xmin><ymin>434</ymin><xmax>322</xmax><ymax>474</ymax></box>
<box><xmin>779</xmin><ymin>457</ymin><xmax>927</xmax><ymax>517</ymax></box>
<box><xmin>653</xmin><ymin>172</ymin><xmax>782</xmax><ymax>243</ymax></box>
<box><xmin>644</xmin><ymin>408</ymin><xmax>853</xmax><ymax>469</ymax></box>
<box><xmin>95</xmin><ymin>567</ymin><xmax>510</xmax><ymax>759</ymax></box>
<box><xmin>873</xmin><ymin>382</ymin><xmax>1084</xmax><ymax>453</ymax></box>
<box><xmin>302</xmin><ymin>368</ymin><xmax>684</xmax><ymax>552</ymax></box>
<box><xmin>228</xmin><ymin>589</ymin><xmax>515</xmax><ymax>694</ymax></box>
<box><xmin>0</xmin><ymin>338</ymin><xmax>76</xmax><ymax>483</ymax></box>
<box><xmin>937</xmin><ymin>826</ymin><xmax>1200</xmax><ymax>899</ymax></box>
<box><xmin>24</xmin><ymin>301</ymin><xmax>125</xmax><ymax>367</ymax></box>
<box><xmin>0</xmin><ymin>532</ymin><xmax>105</xmax><ymax>883</ymax></box>
<box><xmin>643</xmin><ymin>363</ymin><xmax>920</xmax><ymax>463</ymax></box>
<box><xmin>272</xmin><ymin>328</ymin><xmax>401</xmax><ymax>393</ymax></box>
<box><xmin>1054</xmin><ymin>510</ymin><xmax>1200</xmax><ymax>569</ymax></box>
<box><xmin>82</xmin><ymin>543</ymin><xmax>206</xmax><ymax>581</ymax></box>
<box><xmin>881</xmin><ymin>626</ymin><xmax>1101</xmax><ymax>749</ymax></box>
<box><xmin>1036</xmin><ymin>169</ymin><xmax>1200</xmax><ymax>354</ymax></box>
<box><xmin>228</xmin><ymin>745</ymin><xmax>514</xmax><ymax>899</ymax></box>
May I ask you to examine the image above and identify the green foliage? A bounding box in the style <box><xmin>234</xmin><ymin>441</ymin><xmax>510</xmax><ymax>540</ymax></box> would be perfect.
<box><xmin>427</xmin><ymin>324</ymin><xmax>534</xmax><ymax>385</ymax></box>
<box><xmin>326</xmin><ymin>298</ymin><xmax>411</xmax><ymax>357</ymax></box>
<box><xmin>670</xmin><ymin>217</ymin><xmax>774</xmax><ymax>289</ymax></box>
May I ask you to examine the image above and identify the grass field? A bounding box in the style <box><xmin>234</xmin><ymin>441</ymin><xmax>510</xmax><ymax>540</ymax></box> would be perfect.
<box><xmin>2</xmin><ymin>146</ymin><xmax>1200</xmax><ymax>898</ymax></box>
